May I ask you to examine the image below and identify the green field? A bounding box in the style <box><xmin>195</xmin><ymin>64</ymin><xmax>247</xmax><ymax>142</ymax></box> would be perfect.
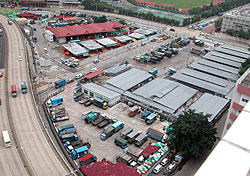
<box><xmin>147</xmin><ymin>0</ymin><xmax>216</xmax><ymax>9</ymax></box>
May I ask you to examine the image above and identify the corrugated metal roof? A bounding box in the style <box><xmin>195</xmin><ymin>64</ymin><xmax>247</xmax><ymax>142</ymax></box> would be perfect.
<box><xmin>104</xmin><ymin>64</ymin><xmax>131</xmax><ymax>76</ymax></box>
<box><xmin>96</xmin><ymin>38</ymin><xmax>117</xmax><ymax>47</ymax></box>
<box><xmin>79</xmin><ymin>40</ymin><xmax>103</xmax><ymax>50</ymax></box>
<box><xmin>133</xmin><ymin>78</ymin><xmax>198</xmax><ymax>111</ymax></box>
<box><xmin>221</xmin><ymin>45</ymin><xmax>250</xmax><ymax>56</ymax></box>
<box><xmin>62</xmin><ymin>43</ymin><xmax>89</xmax><ymax>56</ymax></box>
<box><xmin>188</xmin><ymin>93</ymin><xmax>230</xmax><ymax>122</ymax></box>
<box><xmin>188</xmin><ymin>61</ymin><xmax>238</xmax><ymax>81</ymax></box>
<box><xmin>195</xmin><ymin>59</ymin><xmax>239</xmax><ymax>75</ymax></box>
<box><xmin>128</xmin><ymin>32</ymin><xmax>145</xmax><ymax>39</ymax></box>
<box><xmin>203</xmin><ymin>53</ymin><xmax>241</xmax><ymax>68</ymax></box>
<box><xmin>134</xmin><ymin>28</ymin><xmax>156</xmax><ymax>35</ymax></box>
<box><xmin>82</xmin><ymin>83</ymin><xmax>120</xmax><ymax>99</ymax></box>
<box><xmin>106</xmin><ymin>68</ymin><xmax>153</xmax><ymax>91</ymax></box>
<box><xmin>210</xmin><ymin>51</ymin><xmax>246</xmax><ymax>63</ymax></box>
<box><xmin>114</xmin><ymin>36</ymin><xmax>133</xmax><ymax>43</ymax></box>
<box><xmin>215</xmin><ymin>46</ymin><xmax>249</xmax><ymax>59</ymax></box>
<box><xmin>171</xmin><ymin>68</ymin><xmax>235</xmax><ymax>96</ymax></box>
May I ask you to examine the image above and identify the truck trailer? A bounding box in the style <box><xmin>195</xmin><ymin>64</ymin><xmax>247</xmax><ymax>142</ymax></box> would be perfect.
<box><xmin>100</xmin><ymin>121</ymin><xmax>124</xmax><ymax>140</ymax></box>
<box><xmin>121</xmin><ymin>128</ymin><xmax>133</xmax><ymax>139</ymax></box>
<box><xmin>97</xmin><ymin>117</ymin><xmax>110</xmax><ymax>128</ymax></box>
<box><xmin>79</xmin><ymin>153</ymin><xmax>97</xmax><ymax>166</ymax></box>
<box><xmin>61</xmin><ymin>133</ymin><xmax>79</xmax><ymax>143</ymax></box>
<box><xmin>92</xmin><ymin>115</ymin><xmax>105</xmax><ymax>126</ymax></box>
<box><xmin>59</xmin><ymin>127</ymin><xmax>77</xmax><ymax>135</ymax></box>
<box><xmin>134</xmin><ymin>133</ymin><xmax>148</xmax><ymax>147</ymax></box>
<box><xmin>46</xmin><ymin>96</ymin><xmax>63</xmax><ymax>107</ymax></box>
<box><xmin>146</xmin><ymin>128</ymin><xmax>166</xmax><ymax>143</ymax></box>
<box><xmin>114</xmin><ymin>136</ymin><xmax>128</xmax><ymax>149</ymax></box>
<box><xmin>116</xmin><ymin>152</ymin><xmax>133</xmax><ymax>165</ymax></box>
<box><xmin>127</xmin><ymin>130</ymin><xmax>141</xmax><ymax>144</ymax></box>
<box><xmin>55</xmin><ymin>79</ymin><xmax>66</xmax><ymax>88</ymax></box>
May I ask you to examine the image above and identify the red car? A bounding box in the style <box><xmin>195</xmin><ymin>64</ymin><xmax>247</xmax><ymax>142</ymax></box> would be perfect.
<box><xmin>67</xmin><ymin>78</ymin><xmax>74</xmax><ymax>84</ymax></box>
<box><xmin>0</xmin><ymin>72</ymin><xmax>3</xmax><ymax>77</ymax></box>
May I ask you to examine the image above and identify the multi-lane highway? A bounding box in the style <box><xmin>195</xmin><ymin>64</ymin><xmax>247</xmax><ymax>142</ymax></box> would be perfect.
<box><xmin>0</xmin><ymin>14</ymin><xmax>68</xmax><ymax>176</ymax></box>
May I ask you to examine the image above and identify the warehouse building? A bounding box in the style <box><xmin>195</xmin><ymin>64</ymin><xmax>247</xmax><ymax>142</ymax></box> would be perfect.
<box><xmin>188</xmin><ymin>93</ymin><xmax>230</xmax><ymax>124</ymax></box>
<box><xmin>214</xmin><ymin>45</ymin><xmax>250</xmax><ymax>60</ymax></box>
<box><xmin>81</xmin><ymin>83</ymin><xmax>121</xmax><ymax>106</ymax></box>
<box><xmin>62</xmin><ymin>43</ymin><xmax>89</xmax><ymax>57</ymax></box>
<box><xmin>96</xmin><ymin>38</ymin><xmax>117</xmax><ymax>48</ymax></box>
<box><xmin>79</xmin><ymin>40</ymin><xmax>104</xmax><ymax>53</ymax></box>
<box><xmin>104</xmin><ymin>64</ymin><xmax>131</xmax><ymax>77</ymax></box>
<box><xmin>128</xmin><ymin>33</ymin><xmax>146</xmax><ymax>40</ymax></box>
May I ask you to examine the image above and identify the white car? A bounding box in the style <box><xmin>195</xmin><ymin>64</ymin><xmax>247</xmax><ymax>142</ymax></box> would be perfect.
<box><xmin>167</xmin><ymin>162</ymin><xmax>177</xmax><ymax>172</ymax></box>
<box><xmin>161</xmin><ymin>158</ymin><xmax>170</xmax><ymax>166</ymax></box>
<box><xmin>153</xmin><ymin>164</ymin><xmax>163</xmax><ymax>174</ymax></box>
<box><xmin>75</xmin><ymin>73</ymin><xmax>83</xmax><ymax>79</ymax></box>
<box><xmin>18</xmin><ymin>56</ymin><xmax>22</xmax><ymax>61</ymax></box>
<box><xmin>89</xmin><ymin>68</ymin><xmax>97</xmax><ymax>73</ymax></box>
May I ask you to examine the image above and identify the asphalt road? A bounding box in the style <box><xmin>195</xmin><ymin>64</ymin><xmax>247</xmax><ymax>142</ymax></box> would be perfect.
<box><xmin>0</xmin><ymin>23</ymin><xmax>6</xmax><ymax>69</ymax></box>
<box><xmin>0</xmin><ymin>14</ymin><xmax>68</xmax><ymax>175</ymax></box>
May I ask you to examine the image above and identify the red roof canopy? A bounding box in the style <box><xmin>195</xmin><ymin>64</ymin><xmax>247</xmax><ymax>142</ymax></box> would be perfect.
<box><xmin>80</xmin><ymin>158</ymin><xmax>140</xmax><ymax>176</ymax></box>
<box><xmin>79</xmin><ymin>153</ymin><xmax>94</xmax><ymax>162</ymax></box>
<box><xmin>16</xmin><ymin>12</ymin><xmax>42</xmax><ymax>19</ymax></box>
<box><xmin>84</xmin><ymin>70</ymin><xmax>104</xmax><ymax>79</ymax></box>
<box><xmin>140</xmin><ymin>143</ymin><xmax>160</xmax><ymax>159</ymax></box>
<box><xmin>53</xmin><ymin>15</ymin><xmax>71</xmax><ymax>20</ymax></box>
<box><xmin>48</xmin><ymin>22</ymin><xmax>125</xmax><ymax>38</ymax></box>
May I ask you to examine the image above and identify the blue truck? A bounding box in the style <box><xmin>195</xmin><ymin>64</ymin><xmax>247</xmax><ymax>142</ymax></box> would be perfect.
<box><xmin>100</xmin><ymin>121</ymin><xmax>124</xmax><ymax>140</ymax></box>
<box><xmin>146</xmin><ymin>128</ymin><xmax>166</xmax><ymax>143</ymax></box>
<box><xmin>71</xmin><ymin>146</ymin><xmax>88</xmax><ymax>160</ymax></box>
<box><xmin>59</xmin><ymin>127</ymin><xmax>77</xmax><ymax>135</ymax></box>
<box><xmin>58</xmin><ymin>124</ymin><xmax>74</xmax><ymax>133</ymax></box>
<box><xmin>149</xmin><ymin>68</ymin><xmax>158</xmax><ymax>76</ymax></box>
<box><xmin>8</xmin><ymin>19</ymin><xmax>12</xmax><ymax>25</ymax></box>
<box><xmin>55</xmin><ymin>79</ymin><xmax>66</xmax><ymax>88</ymax></box>
<box><xmin>20</xmin><ymin>82</ymin><xmax>27</xmax><ymax>94</ymax></box>
<box><xmin>145</xmin><ymin>113</ymin><xmax>157</xmax><ymax>125</ymax></box>
<box><xmin>46</xmin><ymin>96</ymin><xmax>63</xmax><ymax>107</ymax></box>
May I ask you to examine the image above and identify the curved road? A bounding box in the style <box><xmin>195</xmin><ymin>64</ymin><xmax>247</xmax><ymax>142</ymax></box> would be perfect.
<box><xmin>0</xmin><ymin>14</ymin><xmax>68</xmax><ymax>176</ymax></box>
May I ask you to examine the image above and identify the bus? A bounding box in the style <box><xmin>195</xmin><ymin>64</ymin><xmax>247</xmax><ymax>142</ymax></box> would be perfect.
<box><xmin>11</xmin><ymin>85</ymin><xmax>17</xmax><ymax>98</ymax></box>
<box><xmin>2</xmin><ymin>130</ymin><xmax>11</xmax><ymax>148</ymax></box>
<box><xmin>21</xmin><ymin>82</ymin><xmax>27</xmax><ymax>94</ymax></box>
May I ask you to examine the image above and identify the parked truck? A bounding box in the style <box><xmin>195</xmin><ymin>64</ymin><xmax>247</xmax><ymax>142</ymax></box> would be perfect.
<box><xmin>79</xmin><ymin>153</ymin><xmax>97</xmax><ymax>166</ymax></box>
<box><xmin>64</xmin><ymin>141</ymin><xmax>74</xmax><ymax>153</ymax></box>
<box><xmin>134</xmin><ymin>133</ymin><xmax>148</xmax><ymax>147</ymax></box>
<box><xmin>194</xmin><ymin>39</ymin><xmax>204</xmax><ymax>46</ymax></box>
<box><xmin>190</xmin><ymin>48</ymin><xmax>205</xmax><ymax>55</ymax></box>
<box><xmin>58</xmin><ymin>124</ymin><xmax>74</xmax><ymax>133</ymax></box>
<box><xmin>59</xmin><ymin>127</ymin><xmax>77</xmax><ymax>135</ymax></box>
<box><xmin>141</xmin><ymin>111</ymin><xmax>151</xmax><ymax>121</ymax></box>
<box><xmin>121</xmin><ymin>128</ymin><xmax>133</xmax><ymax>139</ymax></box>
<box><xmin>55</xmin><ymin>79</ymin><xmax>66</xmax><ymax>89</ymax></box>
<box><xmin>8</xmin><ymin>19</ymin><xmax>12</xmax><ymax>25</ymax></box>
<box><xmin>11</xmin><ymin>85</ymin><xmax>17</xmax><ymax>98</ymax></box>
<box><xmin>127</xmin><ymin>130</ymin><xmax>141</xmax><ymax>144</ymax></box>
<box><xmin>168</xmin><ymin>67</ymin><xmax>177</xmax><ymax>75</ymax></box>
<box><xmin>146</xmin><ymin>128</ymin><xmax>167</xmax><ymax>143</ymax></box>
<box><xmin>52</xmin><ymin>115</ymin><xmax>69</xmax><ymax>123</ymax></box>
<box><xmin>114</xmin><ymin>136</ymin><xmax>128</xmax><ymax>149</ymax></box>
<box><xmin>100</xmin><ymin>121</ymin><xmax>124</xmax><ymax>140</ymax></box>
<box><xmin>20</xmin><ymin>82</ymin><xmax>27</xmax><ymax>94</ymax></box>
<box><xmin>145</xmin><ymin>113</ymin><xmax>157</xmax><ymax>125</ymax></box>
<box><xmin>116</xmin><ymin>152</ymin><xmax>133</xmax><ymax>165</ymax></box>
<box><xmin>61</xmin><ymin>133</ymin><xmax>79</xmax><ymax>143</ymax></box>
<box><xmin>128</xmin><ymin>106</ymin><xmax>140</xmax><ymax>117</ymax></box>
<box><xmin>71</xmin><ymin>146</ymin><xmax>88</xmax><ymax>160</ymax></box>
<box><xmin>85</xmin><ymin>112</ymin><xmax>98</xmax><ymax>123</ymax></box>
<box><xmin>92</xmin><ymin>98</ymin><xmax>108</xmax><ymax>110</ymax></box>
<box><xmin>46</xmin><ymin>96</ymin><xmax>63</xmax><ymax>107</ymax></box>
<box><xmin>97</xmin><ymin>117</ymin><xmax>110</xmax><ymax>128</ymax></box>
<box><xmin>92</xmin><ymin>115</ymin><xmax>105</xmax><ymax>126</ymax></box>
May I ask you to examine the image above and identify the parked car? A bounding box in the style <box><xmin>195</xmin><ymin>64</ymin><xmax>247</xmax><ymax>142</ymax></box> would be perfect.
<box><xmin>170</xmin><ymin>28</ymin><xmax>175</xmax><ymax>32</ymax></box>
<box><xmin>167</xmin><ymin>161</ymin><xmax>177</xmax><ymax>172</ymax></box>
<box><xmin>0</xmin><ymin>72</ymin><xmax>3</xmax><ymax>77</ymax></box>
<box><xmin>75</xmin><ymin>74</ymin><xmax>83</xmax><ymax>79</ymax></box>
<box><xmin>161</xmin><ymin>158</ymin><xmax>170</xmax><ymax>166</ymax></box>
<box><xmin>18</xmin><ymin>56</ymin><xmax>22</xmax><ymax>61</ymax></box>
<box><xmin>90</xmin><ymin>68</ymin><xmax>97</xmax><ymax>73</ymax></box>
<box><xmin>153</xmin><ymin>164</ymin><xmax>163</xmax><ymax>174</ymax></box>
<box><xmin>66</xmin><ymin>78</ymin><xmax>74</xmax><ymax>84</ymax></box>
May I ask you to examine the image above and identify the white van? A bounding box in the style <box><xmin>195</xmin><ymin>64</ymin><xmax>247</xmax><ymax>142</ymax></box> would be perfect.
<box><xmin>161</xmin><ymin>158</ymin><xmax>170</xmax><ymax>166</ymax></box>
<box><xmin>153</xmin><ymin>164</ymin><xmax>163</xmax><ymax>174</ymax></box>
<box><xmin>2</xmin><ymin>130</ymin><xmax>11</xmax><ymax>148</ymax></box>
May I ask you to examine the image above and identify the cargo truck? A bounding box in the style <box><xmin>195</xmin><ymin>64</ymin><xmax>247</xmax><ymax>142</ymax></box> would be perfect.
<box><xmin>116</xmin><ymin>152</ymin><xmax>133</xmax><ymax>165</ymax></box>
<box><xmin>92</xmin><ymin>115</ymin><xmax>105</xmax><ymax>126</ymax></box>
<box><xmin>127</xmin><ymin>130</ymin><xmax>141</xmax><ymax>144</ymax></box>
<box><xmin>58</xmin><ymin>124</ymin><xmax>74</xmax><ymax>132</ymax></box>
<box><xmin>79</xmin><ymin>153</ymin><xmax>97</xmax><ymax>166</ymax></box>
<box><xmin>92</xmin><ymin>98</ymin><xmax>108</xmax><ymax>110</ymax></box>
<box><xmin>61</xmin><ymin>133</ymin><xmax>79</xmax><ymax>143</ymax></box>
<box><xmin>97</xmin><ymin>117</ymin><xmax>110</xmax><ymax>128</ymax></box>
<box><xmin>121</xmin><ymin>128</ymin><xmax>133</xmax><ymax>139</ymax></box>
<box><xmin>11</xmin><ymin>85</ymin><xmax>17</xmax><ymax>98</ymax></box>
<box><xmin>55</xmin><ymin>79</ymin><xmax>66</xmax><ymax>88</ymax></box>
<box><xmin>85</xmin><ymin>112</ymin><xmax>98</xmax><ymax>123</ymax></box>
<box><xmin>73</xmin><ymin>92</ymin><xmax>84</xmax><ymax>102</ymax></box>
<box><xmin>52</xmin><ymin>115</ymin><xmax>69</xmax><ymax>123</ymax></box>
<box><xmin>114</xmin><ymin>136</ymin><xmax>128</xmax><ymax>149</ymax></box>
<box><xmin>128</xmin><ymin>106</ymin><xmax>140</xmax><ymax>117</ymax></box>
<box><xmin>20</xmin><ymin>82</ymin><xmax>27</xmax><ymax>94</ymax></box>
<box><xmin>145</xmin><ymin>113</ymin><xmax>157</xmax><ymax>125</ymax></box>
<box><xmin>165</xmin><ymin>50</ymin><xmax>172</xmax><ymax>58</ymax></box>
<box><xmin>141</xmin><ymin>111</ymin><xmax>151</xmax><ymax>121</ymax></box>
<box><xmin>64</xmin><ymin>141</ymin><xmax>74</xmax><ymax>153</ymax></box>
<box><xmin>46</xmin><ymin>96</ymin><xmax>63</xmax><ymax>107</ymax></box>
<box><xmin>146</xmin><ymin>128</ymin><xmax>166</xmax><ymax>143</ymax></box>
<box><xmin>71</xmin><ymin>146</ymin><xmax>88</xmax><ymax>160</ymax></box>
<box><xmin>168</xmin><ymin>67</ymin><xmax>177</xmax><ymax>75</ymax></box>
<box><xmin>190</xmin><ymin>48</ymin><xmax>205</xmax><ymax>55</ymax></box>
<box><xmin>134</xmin><ymin>133</ymin><xmax>148</xmax><ymax>147</ymax></box>
<box><xmin>59</xmin><ymin>127</ymin><xmax>77</xmax><ymax>135</ymax></box>
<box><xmin>100</xmin><ymin>121</ymin><xmax>124</xmax><ymax>140</ymax></box>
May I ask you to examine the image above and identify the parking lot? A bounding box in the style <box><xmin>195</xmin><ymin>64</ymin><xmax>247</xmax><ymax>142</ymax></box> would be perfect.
<box><xmin>54</xmin><ymin>84</ymin><xmax>167</xmax><ymax>164</ymax></box>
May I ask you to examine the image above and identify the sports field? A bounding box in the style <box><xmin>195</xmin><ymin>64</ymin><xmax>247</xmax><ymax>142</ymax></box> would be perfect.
<box><xmin>148</xmin><ymin>0</ymin><xmax>216</xmax><ymax>9</ymax></box>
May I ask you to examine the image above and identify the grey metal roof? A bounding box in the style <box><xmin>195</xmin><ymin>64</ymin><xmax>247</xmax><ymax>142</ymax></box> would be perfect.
<box><xmin>133</xmin><ymin>78</ymin><xmax>198</xmax><ymax>111</ymax></box>
<box><xmin>79</xmin><ymin>40</ymin><xmax>103</xmax><ymax>50</ymax></box>
<box><xmin>114</xmin><ymin>36</ymin><xmax>133</xmax><ymax>43</ymax></box>
<box><xmin>62</xmin><ymin>43</ymin><xmax>89</xmax><ymax>56</ymax></box>
<box><xmin>221</xmin><ymin>45</ymin><xmax>250</xmax><ymax>56</ymax></box>
<box><xmin>203</xmin><ymin>53</ymin><xmax>241</xmax><ymax>68</ymax></box>
<box><xmin>39</xmin><ymin>59</ymin><xmax>52</xmax><ymax>67</ymax></box>
<box><xmin>210</xmin><ymin>51</ymin><xmax>246</xmax><ymax>63</ymax></box>
<box><xmin>215</xmin><ymin>46</ymin><xmax>249</xmax><ymax>59</ymax></box>
<box><xmin>82</xmin><ymin>83</ymin><xmax>120</xmax><ymax>99</ymax></box>
<box><xmin>195</xmin><ymin>59</ymin><xmax>239</xmax><ymax>75</ymax></box>
<box><xmin>128</xmin><ymin>33</ymin><xmax>146</xmax><ymax>39</ymax></box>
<box><xmin>134</xmin><ymin>28</ymin><xmax>156</xmax><ymax>36</ymax></box>
<box><xmin>188</xmin><ymin>61</ymin><xmax>238</xmax><ymax>81</ymax></box>
<box><xmin>96</xmin><ymin>38</ymin><xmax>117</xmax><ymax>47</ymax></box>
<box><xmin>188</xmin><ymin>93</ymin><xmax>230</xmax><ymax>122</ymax></box>
<box><xmin>171</xmin><ymin>68</ymin><xmax>235</xmax><ymax>96</ymax></box>
<box><xmin>104</xmin><ymin>64</ymin><xmax>131</xmax><ymax>76</ymax></box>
<box><xmin>106</xmin><ymin>68</ymin><xmax>153</xmax><ymax>91</ymax></box>
<box><xmin>103</xmin><ymin>83</ymin><xmax>175</xmax><ymax>114</ymax></box>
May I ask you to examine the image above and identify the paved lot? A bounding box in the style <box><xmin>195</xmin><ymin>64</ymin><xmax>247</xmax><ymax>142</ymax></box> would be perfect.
<box><xmin>54</xmin><ymin>84</ymin><xmax>167</xmax><ymax>164</ymax></box>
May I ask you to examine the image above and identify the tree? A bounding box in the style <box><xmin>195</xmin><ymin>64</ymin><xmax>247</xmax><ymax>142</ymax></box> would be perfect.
<box><xmin>118</xmin><ymin>19</ymin><xmax>126</xmax><ymax>25</ymax></box>
<box><xmin>214</xmin><ymin>18</ymin><xmax>222</xmax><ymax>32</ymax></box>
<box><xmin>166</xmin><ymin>109</ymin><xmax>217</xmax><ymax>158</ymax></box>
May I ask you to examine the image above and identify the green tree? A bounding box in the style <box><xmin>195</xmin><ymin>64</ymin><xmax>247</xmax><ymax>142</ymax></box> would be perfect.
<box><xmin>239</xmin><ymin>59</ymin><xmax>250</xmax><ymax>76</ymax></box>
<box><xmin>214</xmin><ymin>18</ymin><xmax>222</xmax><ymax>32</ymax></box>
<box><xmin>166</xmin><ymin>109</ymin><xmax>217</xmax><ymax>157</ymax></box>
<box><xmin>118</xmin><ymin>19</ymin><xmax>126</xmax><ymax>25</ymax></box>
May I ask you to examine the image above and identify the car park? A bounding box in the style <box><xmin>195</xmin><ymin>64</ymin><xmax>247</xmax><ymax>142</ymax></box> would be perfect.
<box><xmin>75</xmin><ymin>74</ymin><xmax>83</xmax><ymax>79</ymax></box>
<box><xmin>153</xmin><ymin>164</ymin><xmax>163</xmax><ymax>174</ymax></box>
<box><xmin>66</xmin><ymin>78</ymin><xmax>74</xmax><ymax>84</ymax></box>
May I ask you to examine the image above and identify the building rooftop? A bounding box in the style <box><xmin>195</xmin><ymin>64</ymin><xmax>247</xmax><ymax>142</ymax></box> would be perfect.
<box><xmin>128</xmin><ymin>32</ymin><xmax>146</xmax><ymax>39</ymax></box>
<box><xmin>215</xmin><ymin>45</ymin><xmax>250</xmax><ymax>59</ymax></box>
<box><xmin>133</xmin><ymin>78</ymin><xmax>198</xmax><ymax>112</ymax></box>
<box><xmin>221</xmin><ymin>45</ymin><xmax>250</xmax><ymax>56</ymax></box>
<box><xmin>210</xmin><ymin>51</ymin><xmax>246</xmax><ymax>63</ymax></box>
<box><xmin>79</xmin><ymin>40</ymin><xmax>103</xmax><ymax>51</ymax></box>
<box><xmin>84</xmin><ymin>70</ymin><xmax>104</xmax><ymax>79</ymax></box>
<box><xmin>106</xmin><ymin>68</ymin><xmax>153</xmax><ymax>91</ymax></box>
<box><xmin>114</xmin><ymin>36</ymin><xmax>133</xmax><ymax>43</ymax></box>
<box><xmin>96</xmin><ymin>38</ymin><xmax>117</xmax><ymax>47</ymax></box>
<box><xmin>188</xmin><ymin>93</ymin><xmax>230</xmax><ymax>122</ymax></box>
<box><xmin>104</xmin><ymin>64</ymin><xmax>131</xmax><ymax>76</ymax></box>
<box><xmin>195</xmin><ymin>101</ymin><xmax>250</xmax><ymax>176</ymax></box>
<box><xmin>62</xmin><ymin>43</ymin><xmax>89</xmax><ymax>56</ymax></box>
<box><xmin>134</xmin><ymin>28</ymin><xmax>156</xmax><ymax>36</ymax></box>
<box><xmin>226</xmin><ymin>7</ymin><xmax>250</xmax><ymax>18</ymax></box>
<box><xmin>82</xmin><ymin>83</ymin><xmax>120</xmax><ymax>99</ymax></box>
